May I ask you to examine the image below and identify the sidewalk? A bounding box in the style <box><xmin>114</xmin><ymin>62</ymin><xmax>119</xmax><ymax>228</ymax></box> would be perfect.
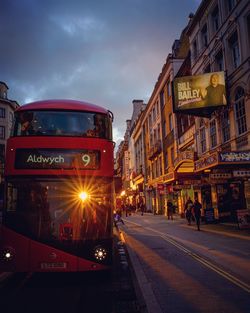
<box><xmin>133</xmin><ymin>212</ymin><xmax>250</xmax><ymax>240</ymax></box>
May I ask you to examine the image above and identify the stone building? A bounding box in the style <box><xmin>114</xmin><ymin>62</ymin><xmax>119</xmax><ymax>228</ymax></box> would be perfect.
<box><xmin>186</xmin><ymin>0</ymin><xmax>250</xmax><ymax>222</ymax></box>
<box><xmin>0</xmin><ymin>82</ymin><xmax>19</xmax><ymax>204</ymax></box>
<box><xmin>116</xmin><ymin>0</ymin><xmax>250</xmax><ymax>223</ymax></box>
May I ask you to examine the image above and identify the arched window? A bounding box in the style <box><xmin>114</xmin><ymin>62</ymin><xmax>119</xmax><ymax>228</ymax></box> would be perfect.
<box><xmin>234</xmin><ymin>87</ymin><xmax>247</xmax><ymax>135</ymax></box>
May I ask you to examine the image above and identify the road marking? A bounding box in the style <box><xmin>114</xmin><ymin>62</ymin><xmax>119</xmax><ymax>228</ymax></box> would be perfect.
<box><xmin>122</xmin><ymin>220</ymin><xmax>250</xmax><ymax>294</ymax></box>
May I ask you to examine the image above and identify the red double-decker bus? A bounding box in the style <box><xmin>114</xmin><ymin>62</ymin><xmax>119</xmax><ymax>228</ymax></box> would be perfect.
<box><xmin>0</xmin><ymin>99</ymin><xmax>114</xmax><ymax>272</ymax></box>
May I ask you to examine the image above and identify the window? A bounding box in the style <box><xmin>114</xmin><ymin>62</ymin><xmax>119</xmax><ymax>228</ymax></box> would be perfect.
<box><xmin>180</xmin><ymin>116</ymin><xmax>185</xmax><ymax>133</ymax></box>
<box><xmin>150</xmin><ymin>133</ymin><xmax>153</xmax><ymax>147</ymax></box>
<box><xmin>0</xmin><ymin>108</ymin><xmax>5</xmax><ymax>118</ymax></box>
<box><xmin>200</xmin><ymin>119</ymin><xmax>206</xmax><ymax>153</ymax></box>
<box><xmin>210</xmin><ymin>119</ymin><xmax>217</xmax><ymax>148</ymax></box>
<box><xmin>247</xmin><ymin>14</ymin><xmax>250</xmax><ymax>50</ymax></box>
<box><xmin>162</xmin><ymin>120</ymin><xmax>166</xmax><ymax>138</ymax></box>
<box><xmin>215</xmin><ymin>50</ymin><xmax>224</xmax><ymax>71</ymax></box>
<box><xmin>0</xmin><ymin>144</ymin><xmax>5</xmax><ymax>161</ymax></box>
<box><xmin>148</xmin><ymin>114</ymin><xmax>152</xmax><ymax>128</ymax></box>
<box><xmin>204</xmin><ymin>64</ymin><xmax>211</xmax><ymax>73</ymax></box>
<box><xmin>160</xmin><ymin>90</ymin><xmax>165</xmax><ymax>109</ymax></box>
<box><xmin>227</xmin><ymin>0</ymin><xmax>236</xmax><ymax>13</ymax></box>
<box><xmin>192</xmin><ymin>39</ymin><xmax>198</xmax><ymax>61</ymax></box>
<box><xmin>155</xmin><ymin>159</ymin><xmax>158</xmax><ymax>178</ymax></box>
<box><xmin>14</xmin><ymin>111</ymin><xmax>112</xmax><ymax>139</ymax></box>
<box><xmin>156</xmin><ymin>100</ymin><xmax>159</xmax><ymax>116</ymax></box>
<box><xmin>229</xmin><ymin>31</ymin><xmax>240</xmax><ymax>69</ymax></box>
<box><xmin>201</xmin><ymin>24</ymin><xmax>208</xmax><ymax>48</ymax></box>
<box><xmin>164</xmin><ymin>150</ymin><xmax>169</xmax><ymax>170</ymax></box>
<box><xmin>152</xmin><ymin>107</ymin><xmax>156</xmax><ymax>123</ymax></box>
<box><xmin>0</xmin><ymin>126</ymin><xmax>5</xmax><ymax>139</ymax></box>
<box><xmin>153</xmin><ymin>129</ymin><xmax>157</xmax><ymax>144</ymax></box>
<box><xmin>9</xmin><ymin>112</ymin><xmax>14</xmax><ymax>123</ymax></box>
<box><xmin>167</xmin><ymin>81</ymin><xmax>171</xmax><ymax>98</ymax></box>
<box><xmin>157</xmin><ymin>124</ymin><xmax>160</xmax><ymax>141</ymax></box>
<box><xmin>235</xmin><ymin>87</ymin><xmax>247</xmax><ymax>135</ymax></box>
<box><xmin>170</xmin><ymin>147</ymin><xmax>174</xmax><ymax>166</ymax></box>
<box><xmin>169</xmin><ymin>113</ymin><xmax>173</xmax><ymax>132</ymax></box>
<box><xmin>212</xmin><ymin>6</ymin><xmax>220</xmax><ymax>32</ymax></box>
<box><xmin>221</xmin><ymin>110</ymin><xmax>230</xmax><ymax>143</ymax></box>
<box><xmin>159</xmin><ymin>156</ymin><xmax>162</xmax><ymax>176</ymax></box>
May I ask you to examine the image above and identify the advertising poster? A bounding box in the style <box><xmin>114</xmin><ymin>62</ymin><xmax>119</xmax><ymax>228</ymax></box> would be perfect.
<box><xmin>237</xmin><ymin>209</ymin><xmax>250</xmax><ymax>229</ymax></box>
<box><xmin>173</xmin><ymin>71</ymin><xmax>227</xmax><ymax>117</ymax></box>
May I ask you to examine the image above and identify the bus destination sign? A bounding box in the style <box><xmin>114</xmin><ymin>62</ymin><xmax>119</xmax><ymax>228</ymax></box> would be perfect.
<box><xmin>15</xmin><ymin>149</ymin><xmax>100</xmax><ymax>170</ymax></box>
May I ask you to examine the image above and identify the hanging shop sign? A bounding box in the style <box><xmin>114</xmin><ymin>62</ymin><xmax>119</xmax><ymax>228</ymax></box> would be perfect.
<box><xmin>237</xmin><ymin>209</ymin><xmax>250</xmax><ymax>229</ymax></box>
<box><xmin>204</xmin><ymin>207</ymin><xmax>215</xmax><ymax>224</ymax></box>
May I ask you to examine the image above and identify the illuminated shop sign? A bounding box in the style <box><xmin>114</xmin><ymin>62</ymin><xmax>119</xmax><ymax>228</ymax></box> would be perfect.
<box><xmin>220</xmin><ymin>151</ymin><xmax>250</xmax><ymax>162</ymax></box>
<box><xmin>15</xmin><ymin>148</ymin><xmax>100</xmax><ymax>169</ymax></box>
<box><xmin>173</xmin><ymin>71</ymin><xmax>227</xmax><ymax>117</ymax></box>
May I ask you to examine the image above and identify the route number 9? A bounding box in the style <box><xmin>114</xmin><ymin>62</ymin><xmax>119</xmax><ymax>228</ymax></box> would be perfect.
<box><xmin>82</xmin><ymin>154</ymin><xmax>91</xmax><ymax>166</ymax></box>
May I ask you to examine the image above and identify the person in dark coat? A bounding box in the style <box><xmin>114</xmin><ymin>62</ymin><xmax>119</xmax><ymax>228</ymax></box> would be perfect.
<box><xmin>184</xmin><ymin>197</ymin><xmax>193</xmax><ymax>225</ymax></box>
<box><xmin>193</xmin><ymin>197</ymin><xmax>202</xmax><ymax>231</ymax></box>
<box><xmin>167</xmin><ymin>200</ymin><xmax>174</xmax><ymax>220</ymax></box>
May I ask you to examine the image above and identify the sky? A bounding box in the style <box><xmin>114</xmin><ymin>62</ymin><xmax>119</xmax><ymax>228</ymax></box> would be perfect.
<box><xmin>0</xmin><ymin>0</ymin><xmax>201</xmax><ymax>146</ymax></box>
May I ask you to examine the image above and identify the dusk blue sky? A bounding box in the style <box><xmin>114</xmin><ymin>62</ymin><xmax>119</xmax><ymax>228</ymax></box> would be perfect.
<box><xmin>1</xmin><ymin>0</ymin><xmax>201</xmax><ymax>145</ymax></box>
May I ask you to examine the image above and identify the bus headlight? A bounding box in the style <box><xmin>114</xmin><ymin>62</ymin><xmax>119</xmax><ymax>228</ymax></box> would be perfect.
<box><xmin>94</xmin><ymin>246</ymin><xmax>107</xmax><ymax>261</ymax></box>
<box><xmin>79</xmin><ymin>191</ymin><xmax>89</xmax><ymax>202</ymax></box>
<box><xmin>2</xmin><ymin>247</ymin><xmax>15</xmax><ymax>262</ymax></box>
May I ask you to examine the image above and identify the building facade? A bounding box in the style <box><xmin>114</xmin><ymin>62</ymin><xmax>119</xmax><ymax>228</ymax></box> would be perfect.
<box><xmin>187</xmin><ymin>0</ymin><xmax>250</xmax><ymax>222</ymax></box>
<box><xmin>116</xmin><ymin>0</ymin><xmax>250</xmax><ymax>223</ymax></box>
<box><xmin>0</xmin><ymin>82</ymin><xmax>19</xmax><ymax>205</ymax></box>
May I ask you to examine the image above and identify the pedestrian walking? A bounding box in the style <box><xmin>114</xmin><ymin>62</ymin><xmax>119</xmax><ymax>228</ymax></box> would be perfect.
<box><xmin>185</xmin><ymin>197</ymin><xmax>193</xmax><ymax>225</ymax></box>
<box><xmin>167</xmin><ymin>200</ymin><xmax>174</xmax><ymax>220</ymax></box>
<box><xmin>193</xmin><ymin>197</ymin><xmax>202</xmax><ymax>231</ymax></box>
<box><xmin>114</xmin><ymin>209</ymin><xmax>124</xmax><ymax>228</ymax></box>
<box><xmin>125</xmin><ymin>203</ymin><xmax>130</xmax><ymax>217</ymax></box>
<box><xmin>140</xmin><ymin>202</ymin><xmax>145</xmax><ymax>216</ymax></box>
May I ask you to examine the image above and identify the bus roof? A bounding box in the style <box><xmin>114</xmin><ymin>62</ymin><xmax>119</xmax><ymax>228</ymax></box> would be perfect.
<box><xmin>16</xmin><ymin>99</ymin><xmax>108</xmax><ymax>114</ymax></box>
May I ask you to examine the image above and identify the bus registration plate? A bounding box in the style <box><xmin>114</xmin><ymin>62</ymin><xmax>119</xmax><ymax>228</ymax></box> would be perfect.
<box><xmin>40</xmin><ymin>262</ymin><xmax>67</xmax><ymax>269</ymax></box>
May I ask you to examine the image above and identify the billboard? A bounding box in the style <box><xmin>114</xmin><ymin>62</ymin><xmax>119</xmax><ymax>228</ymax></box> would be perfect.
<box><xmin>173</xmin><ymin>71</ymin><xmax>227</xmax><ymax>117</ymax></box>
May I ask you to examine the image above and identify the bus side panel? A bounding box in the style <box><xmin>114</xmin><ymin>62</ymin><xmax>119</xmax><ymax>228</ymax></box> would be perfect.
<box><xmin>0</xmin><ymin>226</ymin><xmax>29</xmax><ymax>272</ymax></box>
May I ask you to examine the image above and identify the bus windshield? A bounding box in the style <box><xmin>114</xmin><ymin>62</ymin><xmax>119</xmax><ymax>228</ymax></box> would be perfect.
<box><xmin>13</xmin><ymin>110</ymin><xmax>112</xmax><ymax>139</ymax></box>
<box><xmin>5</xmin><ymin>178</ymin><xmax>113</xmax><ymax>242</ymax></box>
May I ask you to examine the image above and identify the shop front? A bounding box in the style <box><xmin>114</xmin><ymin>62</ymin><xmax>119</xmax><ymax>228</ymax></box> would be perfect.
<box><xmin>195</xmin><ymin>151</ymin><xmax>250</xmax><ymax>223</ymax></box>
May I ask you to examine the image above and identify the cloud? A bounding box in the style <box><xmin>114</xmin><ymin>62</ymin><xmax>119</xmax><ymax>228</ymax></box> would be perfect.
<box><xmin>0</xmin><ymin>0</ymin><xmax>201</xmax><ymax>142</ymax></box>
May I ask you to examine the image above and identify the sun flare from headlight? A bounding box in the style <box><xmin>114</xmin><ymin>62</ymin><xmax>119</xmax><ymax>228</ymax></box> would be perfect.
<box><xmin>79</xmin><ymin>191</ymin><xmax>89</xmax><ymax>201</ymax></box>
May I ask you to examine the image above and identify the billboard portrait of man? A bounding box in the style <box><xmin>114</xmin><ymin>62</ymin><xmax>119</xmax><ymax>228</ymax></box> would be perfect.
<box><xmin>173</xmin><ymin>71</ymin><xmax>227</xmax><ymax>116</ymax></box>
<box><xmin>201</xmin><ymin>73</ymin><xmax>226</xmax><ymax>107</ymax></box>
